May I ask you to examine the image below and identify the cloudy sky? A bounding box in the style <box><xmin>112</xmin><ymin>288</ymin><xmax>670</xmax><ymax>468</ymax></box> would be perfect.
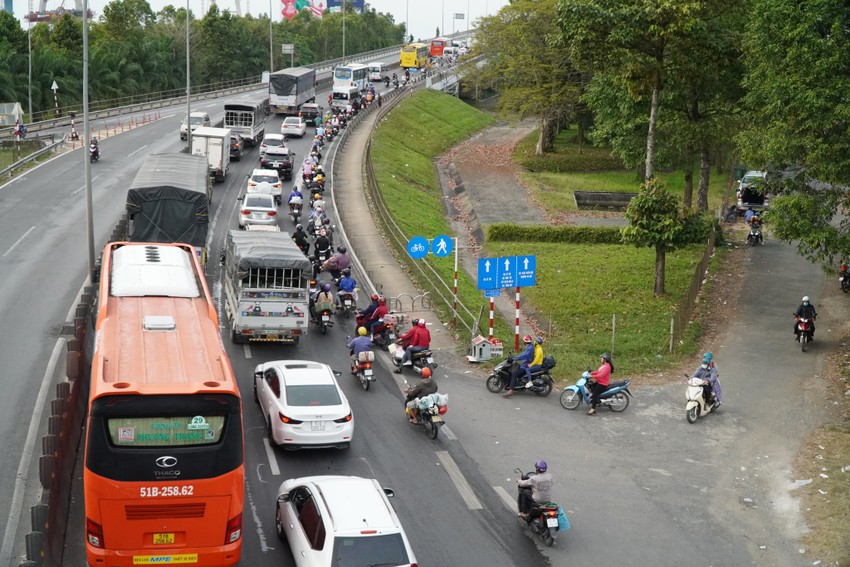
<box><xmin>13</xmin><ymin>0</ymin><xmax>507</xmax><ymax>44</ymax></box>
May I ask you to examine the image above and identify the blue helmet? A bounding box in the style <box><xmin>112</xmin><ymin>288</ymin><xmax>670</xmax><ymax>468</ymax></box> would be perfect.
<box><xmin>535</xmin><ymin>460</ymin><xmax>547</xmax><ymax>473</ymax></box>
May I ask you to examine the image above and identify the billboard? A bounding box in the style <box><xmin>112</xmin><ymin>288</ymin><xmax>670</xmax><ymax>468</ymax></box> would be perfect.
<box><xmin>281</xmin><ymin>0</ymin><xmax>325</xmax><ymax>19</ymax></box>
<box><xmin>327</xmin><ymin>0</ymin><xmax>364</xmax><ymax>14</ymax></box>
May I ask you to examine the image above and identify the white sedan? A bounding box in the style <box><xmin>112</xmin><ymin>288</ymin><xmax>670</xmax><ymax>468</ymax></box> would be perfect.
<box><xmin>247</xmin><ymin>168</ymin><xmax>282</xmax><ymax>203</ymax></box>
<box><xmin>281</xmin><ymin>116</ymin><xmax>307</xmax><ymax>138</ymax></box>
<box><xmin>238</xmin><ymin>190</ymin><xmax>277</xmax><ymax>229</ymax></box>
<box><xmin>254</xmin><ymin>360</ymin><xmax>353</xmax><ymax>449</ymax></box>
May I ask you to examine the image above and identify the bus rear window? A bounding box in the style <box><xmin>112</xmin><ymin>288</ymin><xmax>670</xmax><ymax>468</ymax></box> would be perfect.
<box><xmin>108</xmin><ymin>415</ymin><xmax>225</xmax><ymax>447</ymax></box>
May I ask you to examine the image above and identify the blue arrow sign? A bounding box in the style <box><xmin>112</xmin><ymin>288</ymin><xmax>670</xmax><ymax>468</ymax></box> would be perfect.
<box><xmin>516</xmin><ymin>255</ymin><xmax>537</xmax><ymax>287</ymax></box>
<box><xmin>432</xmin><ymin>234</ymin><xmax>454</xmax><ymax>258</ymax></box>
<box><xmin>498</xmin><ymin>256</ymin><xmax>517</xmax><ymax>288</ymax></box>
<box><xmin>477</xmin><ymin>257</ymin><xmax>498</xmax><ymax>290</ymax></box>
<box><xmin>484</xmin><ymin>288</ymin><xmax>501</xmax><ymax>298</ymax></box>
<box><xmin>407</xmin><ymin>236</ymin><xmax>429</xmax><ymax>259</ymax></box>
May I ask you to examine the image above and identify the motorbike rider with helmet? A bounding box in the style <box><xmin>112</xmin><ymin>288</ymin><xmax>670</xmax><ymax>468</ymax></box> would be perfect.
<box><xmin>292</xmin><ymin>224</ymin><xmax>310</xmax><ymax>255</ymax></box>
<box><xmin>517</xmin><ymin>460</ymin><xmax>553</xmax><ymax>519</ymax></box>
<box><xmin>310</xmin><ymin>283</ymin><xmax>335</xmax><ymax>323</ymax></box>
<box><xmin>395</xmin><ymin>319</ymin><xmax>431</xmax><ymax>374</ymax></box>
<box><xmin>691</xmin><ymin>351</ymin><xmax>722</xmax><ymax>407</ymax></box>
<box><xmin>794</xmin><ymin>296</ymin><xmax>817</xmax><ymax>339</ymax></box>
<box><xmin>336</xmin><ymin>268</ymin><xmax>357</xmax><ymax>308</ymax></box>
<box><xmin>287</xmin><ymin>185</ymin><xmax>303</xmax><ymax>204</ymax></box>
<box><xmin>523</xmin><ymin>337</ymin><xmax>546</xmax><ymax>386</ymax></box>
<box><xmin>502</xmin><ymin>335</ymin><xmax>535</xmax><ymax>398</ymax></box>
<box><xmin>347</xmin><ymin>326</ymin><xmax>373</xmax><ymax>372</ymax></box>
<box><xmin>404</xmin><ymin>367</ymin><xmax>437</xmax><ymax>424</ymax></box>
<box><xmin>312</xmin><ymin>230</ymin><xmax>331</xmax><ymax>261</ymax></box>
<box><xmin>587</xmin><ymin>352</ymin><xmax>614</xmax><ymax>415</ymax></box>
<box><xmin>323</xmin><ymin>246</ymin><xmax>350</xmax><ymax>280</ymax></box>
<box><xmin>367</xmin><ymin>296</ymin><xmax>388</xmax><ymax>337</ymax></box>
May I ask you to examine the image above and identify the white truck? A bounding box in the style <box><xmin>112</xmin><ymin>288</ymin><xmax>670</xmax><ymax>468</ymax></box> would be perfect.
<box><xmin>223</xmin><ymin>98</ymin><xmax>268</xmax><ymax>146</ymax></box>
<box><xmin>192</xmin><ymin>126</ymin><xmax>231</xmax><ymax>183</ymax></box>
<box><xmin>269</xmin><ymin>67</ymin><xmax>317</xmax><ymax>115</ymax></box>
<box><xmin>222</xmin><ymin>230</ymin><xmax>312</xmax><ymax>344</ymax></box>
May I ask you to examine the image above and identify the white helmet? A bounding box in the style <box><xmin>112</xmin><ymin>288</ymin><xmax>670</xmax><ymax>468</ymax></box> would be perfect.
<box><xmin>802</xmin><ymin>296</ymin><xmax>810</xmax><ymax>303</ymax></box>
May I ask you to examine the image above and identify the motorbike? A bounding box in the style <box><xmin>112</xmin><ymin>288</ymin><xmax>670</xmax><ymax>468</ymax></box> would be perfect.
<box><xmin>485</xmin><ymin>358</ymin><xmax>554</xmax><ymax>397</ymax></box>
<box><xmin>350</xmin><ymin>348</ymin><xmax>376</xmax><ymax>391</ymax></box>
<box><xmin>355</xmin><ymin>314</ymin><xmax>397</xmax><ymax>350</ymax></box>
<box><xmin>840</xmin><ymin>262</ymin><xmax>850</xmax><ymax>293</ymax></box>
<box><xmin>685</xmin><ymin>374</ymin><xmax>718</xmax><ymax>423</ymax></box>
<box><xmin>89</xmin><ymin>143</ymin><xmax>99</xmax><ymax>162</ymax></box>
<box><xmin>795</xmin><ymin>316</ymin><xmax>814</xmax><ymax>352</ymax></box>
<box><xmin>515</xmin><ymin>468</ymin><xmax>560</xmax><ymax>547</ymax></box>
<box><xmin>403</xmin><ymin>382</ymin><xmax>446</xmax><ymax>440</ymax></box>
<box><xmin>747</xmin><ymin>223</ymin><xmax>763</xmax><ymax>246</ymax></box>
<box><xmin>336</xmin><ymin>291</ymin><xmax>356</xmax><ymax>318</ymax></box>
<box><xmin>288</xmin><ymin>197</ymin><xmax>303</xmax><ymax>224</ymax></box>
<box><xmin>559</xmin><ymin>371</ymin><xmax>632</xmax><ymax>412</ymax></box>
<box><xmin>384</xmin><ymin>76</ymin><xmax>390</xmax><ymax>88</ymax></box>
<box><xmin>317</xmin><ymin>307</ymin><xmax>334</xmax><ymax>334</ymax></box>
<box><xmin>388</xmin><ymin>342</ymin><xmax>436</xmax><ymax>375</ymax></box>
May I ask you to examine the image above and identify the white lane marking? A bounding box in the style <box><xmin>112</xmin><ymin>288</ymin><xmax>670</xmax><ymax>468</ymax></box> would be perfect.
<box><xmin>243</xmin><ymin>344</ymin><xmax>252</xmax><ymax>359</ymax></box>
<box><xmin>71</xmin><ymin>174</ymin><xmax>102</xmax><ymax>196</ymax></box>
<box><xmin>493</xmin><ymin>485</ymin><xmax>517</xmax><ymax>512</ymax></box>
<box><xmin>128</xmin><ymin>144</ymin><xmax>149</xmax><ymax>157</ymax></box>
<box><xmin>203</xmin><ymin>103</ymin><xmax>217</xmax><ymax>108</ymax></box>
<box><xmin>0</xmin><ymin>338</ymin><xmax>66</xmax><ymax>567</ymax></box>
<box><xmin>162</xmin><ymin>113</ymin><xmax>175</xmax><ymax>118</ymax></box>
<box><xmin>2</xmin><ymin>225</ymin><xmax>36</xmax><ymax>257</ymax></box>
<box><xmin>245</xmin><ymin>476</ymin><xmax>274</xmax><ymax>552</ymax></box>
<box><xmin>435</xmin><ymin>450</ymin><xmax>483</xmax><ymax>510</ymax></box>
<box><xmin>441</xmin><ymin>424</ymin><xmax>457</xmax><ymax>440</ymax></box>
<box><xmin>262</xmin><ymin>438</ymin><xmax>281</xmax><ymax>476</ymax></box>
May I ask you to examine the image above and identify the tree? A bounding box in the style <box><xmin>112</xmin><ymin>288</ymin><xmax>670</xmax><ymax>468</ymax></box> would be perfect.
<box><xmin>464</xmin><ymin>0</ymin><xmax>582</xmax><ymax>154</ymax></box>
<box><xmin>740</xmin><ymin>0</ymin><xmax>850</xmax><ymax>270</ymax></box>
<box><xmin>101</xmin><ymin>0</ymin><xmax>156</xmax><ymax>42</ymax></box>
<box><xmin>622</xmin><ymin>178</ymin><xmax>706</xmax><ymax>294</ymax></box>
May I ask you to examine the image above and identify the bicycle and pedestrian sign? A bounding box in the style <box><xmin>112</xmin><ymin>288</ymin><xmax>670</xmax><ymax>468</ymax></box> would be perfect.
<box><xmin>477</xmin><ymin>255</ymin><xmax>537</xmax><ymax>290</ymax></box>
<box><xmin>407</xmin><ymin>236</ymin><xmax>429</xmax><ymax>259</ymax></box>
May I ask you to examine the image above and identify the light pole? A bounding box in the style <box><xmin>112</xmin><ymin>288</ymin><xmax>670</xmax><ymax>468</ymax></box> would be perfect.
<box><xmin>467</xmin><ymin>0</ymin><xmax>470</xmax><ymax>33</ymax></box>
<box><xmin>186</xmin><ymin>0</ymin><xmax>192</xmax><ymax>154</ymax></box>
<box><xmin>341</xmin><ymin>0</ymin><xmax>346</xmax><ymax>64</ymax></box>
<box><xmin>441</xmin><ymin>0</ymin><xmax>445</xmax><ymax>38</ymax></box>
<box><xmin>405</xmin><ymin>0</ymin><xmax>408</xmax><ymax>42</ymax></box>
<box><xmin>268</xmin><ymin>0</ymin><xmax>273</xmax><ymax>73</ymax></box>
<box><xmin>82</xmin><ymin>0</ymin><xmax>95</xmax><ymax>278</ymax></box>
<box><xmin>27</xmin><ymin>0</ymin><xmax>32</xmax><ymax>122</ymax></box>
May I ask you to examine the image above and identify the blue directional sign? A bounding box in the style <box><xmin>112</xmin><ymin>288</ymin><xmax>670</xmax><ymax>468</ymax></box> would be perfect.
<box><xmin>498</xmin><ymin>256</ymin><xmax>517</xmax><ymax>288</ymax></box>
<box><xmin>477</xmin><ymin>257</ymin><xmax>498</xmax><ymax>290</ymax></box>
<box><xmin>484</xmin><ymin>288</ymin><xmax>501</xmax><ymax>298</ymax></box>
<box><xmin>516</xmin><ymin>255</ymin><xmax>537</xmax><ymax>287</ymax></box>
<box><xmin>432</xmin><ymin>234</ymin><xmax>454</xmax><ymax>258</ymax></box>
<box><xmin>407</xmin><ymin>236</ymin><xmax>429</xmax><ymax>259</ymax></box>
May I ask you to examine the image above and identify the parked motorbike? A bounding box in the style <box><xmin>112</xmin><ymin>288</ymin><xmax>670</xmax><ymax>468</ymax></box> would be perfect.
<box><xmin>89</xmin><ymin>143</ymin><xmax>99</xmax><ymax>163</ymax></box>
<box><xmin>485</xmin><ymin>358</ymin><xmax>554</xmax><ymax>397</ymax></box>
<box><xmin>350</xmin><ymin>348</ymin><xmax>375</xmax><ymax>391</ymax></box>
<box><xmin>403</xmin><ymin>382</ymin><xmax>446</xmax><ymax>440</ymax></box>
<box><xmin>559</xmin><ymin>371</ymin><xmax>632</xmax><ymax>412</ymax></box>
<box><xmin>338</xmin><ymin>291</ymin><xmax>357</xmax><ymax>318</ymax></box>
<box><xmin>795</xmin><ymin>316</ymin><xmax>814</xmax><ymax>352</ymax></box>
<box><xmin>388</xmin><ymin>342</ymin><xmax>435</xmax><ymax>375</ymax></box>
<box><xmin>685</xmin><ymin>374</ymin><xmax>718</xmax><ymax>423</ymax></box>
<box><xmin>515</xmin><ymin>468</ymin><xmax>560</xmax><ymax>547</ymax></box>
<box><xmin>840</xmin><ymin>262</ymin><xmax>850</xmax><ymax>293</ymax></box>
<box><xmin>747</xmin><ymin>223</ymin><xmax>763</xmax><ymax>246</ymax></box>
<box><xmin>288</xmin><ymin>197</ymin><xmax>303</xmax><ymax>224</ymax></box>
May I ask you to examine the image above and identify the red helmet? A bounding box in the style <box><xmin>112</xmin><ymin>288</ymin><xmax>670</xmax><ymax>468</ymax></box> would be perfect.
<box><xmin>420</xmin><ymin>367</ymin><xmax>432</xmax><ymax>378</ymax></box>
<box><xmin>378</xmin><ymin>296</ymin><xmax>386</xmax><ymax>305</ymax></box>
<box><xmin>370</xmin><ymin>294</ymin><xmax>379</xmax><ymax>302</ymax></box>
<box><xmin>418</xmin><ymin>319</ymin><xmax>426</xmax><ymax>327</ymax></box>
<box><xmin>522</xmin><ymin>334</ymin><xmax>532</xmax><ymax>344</ymax></box>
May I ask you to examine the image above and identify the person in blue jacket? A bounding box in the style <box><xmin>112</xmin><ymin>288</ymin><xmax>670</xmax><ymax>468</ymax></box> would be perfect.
<box><xmin>336</xmin><ymin>268</ymin><xmax>357</xmax><ymax>308</ymax></box>
<box><xmin>502</xmin><ymin>335</ymin><xmax>534</xmax><ymax>398</ymax></box>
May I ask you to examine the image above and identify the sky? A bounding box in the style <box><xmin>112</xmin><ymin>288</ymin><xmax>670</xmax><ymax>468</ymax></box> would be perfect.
<box><xmin>12</xmin><ymin>0</ymin><xmax>507</xmax><ymax>45</ymax></box>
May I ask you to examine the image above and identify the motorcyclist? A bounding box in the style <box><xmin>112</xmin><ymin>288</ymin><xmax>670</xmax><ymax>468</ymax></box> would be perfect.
<box><xmin>287</xmin><ymin>186</ymin><xmax>303</xmax><ymax>203</ymax></box>
<box><xmin>367</xmin><ymin>296</ymin><xmax>388</xmax><ymax>338</ymax></box>
<box><xmin>523</xmin><ymin>337</ymin><xmax>545</xmax><ymax>386</ymax></box>
<box><xmin>90</xmin><ymin>137</ymin><xmax>100</xmax><ymax>159</ymax></box>
<box><xmin>794</xmin><ymin>296</ymin><xmax>817</xmax><ymax>339</ymax></box>
<box><xmin>516</xmin><ymin>460</ymin><xmax>553</xmax><ymax>519</ymax></box>
<box><xmin>323</xmin><ymin>246</ymin><xmax>350</xmax><ymax>280</ymax></box>
<box><xmin>348</xmin><ymin>326</ymin><xmax>373</xmax><ymax>372</ymax></box>
<box><xmin>404</xmin><ymin>367</ymin><xmax>437</xmax><ymax>424</ymax></box>
<box><xmin>691</xmin><ymin>351</ymin><xmax>722</xmax><ymax>406</ymax></box>
<box><xmin>313</xmin><ymin>230</ymin><xmax>331</xmax><ymax>263</ymax></box>
<box><xmin>502</xmin><ymin>335</ymin><xmax>535</xmax><ymax>398</ymax></box>
<box><xmin>292</xmin><ymin>224</ymin><xmax>310</xmax><ymax>256</ymax></box>
<box><xmin>336</xmin><ymin>268</ymin><xmax>357</xmax><ymax>308</ymax></box>
<box><xmin>356</xmin><ymin>294</ymin><xmax>380</xmax><ymax>328</ymax></box>
<box><xmin>309</xmin><ymin>205</ymin><xmax>327</xmax><ymax>223</ymax></box>
<box><xmin>587</xmin><ymin>352</ymin><xmax>613</xmax><ymax>416</ymax></box>
<box><xmin>396</xmin><ymin>319</ymin><xmax>431</xmax><ymax>373</ymax></box>
<box><xmin>310</xmin><ymin>283</ymin><xmax>335</xmax><ymax>323</ymax></box>
<box><xmin>314</xmin><ymin>115</ymin><xmax>323</xmax><ymax>129</ymax></box>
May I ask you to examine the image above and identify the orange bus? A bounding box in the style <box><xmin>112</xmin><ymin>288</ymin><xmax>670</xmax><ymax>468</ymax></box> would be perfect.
<box><xmin>84</xmin><ymin>242</ymin><xmax>244</xmax><ymax>567</ymax></box>
<box><xmin>430</xmin><ymin>37</ymin><xmax>448</xmax><ymax>57</ymax></box>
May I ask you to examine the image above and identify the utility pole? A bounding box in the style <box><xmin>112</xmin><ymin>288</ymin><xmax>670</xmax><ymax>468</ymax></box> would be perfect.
<box><xmin>186</xmin><ymin>0</ymin><xmax>192</xmax><ymax>155</ymax></box>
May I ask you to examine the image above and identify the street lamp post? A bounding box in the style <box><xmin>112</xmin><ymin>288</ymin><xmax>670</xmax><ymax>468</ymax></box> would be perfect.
<box><xmin>82</xmin><ymin>0</ymin><xmax>95</xmax><ymax>278</ymax></box>
<box><xmin>186</xmin><ymin>0</ymin><xmax>192</xmax><ymax>155</ymax></box>
<box><xmin>342</xmin><ymin>1</ymin><xmax>346</xmax><ymax>64</ymax></box>
<box><xmin>268</xmin><ymin>0</ymin><xmax>274</xmax><ymax>73</ymax></box>
<box><xmin>27</xmin><ymin>0</ymin><xmax>32</xmax><ymax>122</ymax></box>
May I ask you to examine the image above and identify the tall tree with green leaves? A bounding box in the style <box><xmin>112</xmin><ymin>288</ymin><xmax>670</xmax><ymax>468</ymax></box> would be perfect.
<box><xmin>465</xmin><ymin>0</ymin><xmax>582</xmax><ymax>154</ymax></box>
<box><xmin>740</xmin><ymin>0</ymin><xmax>850</xmax><ymax>270</ymax></box>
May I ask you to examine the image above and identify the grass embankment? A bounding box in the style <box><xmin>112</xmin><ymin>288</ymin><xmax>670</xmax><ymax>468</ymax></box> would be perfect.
<box><xmin>514</xmin><ymin>128</ymin><xmax>731</xmax><ymax>215</ymax></box>
<box><xmin>372</xmin><ymin>90</ymin><xmax>706</xmax><ymax>377</ymax></box>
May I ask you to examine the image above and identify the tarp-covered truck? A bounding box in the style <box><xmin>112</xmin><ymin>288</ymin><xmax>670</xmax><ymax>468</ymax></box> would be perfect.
<box><xmin>222</xmin><ymin>230</ymin><xmax>311</xmax><ymax>344</ymax></box>
<box><xmin>125</xmin><ymin>153</ymin><xmax>211</xmax><ymax>263</ymax></box>
<box><xmin>269</xmin><ymin>67</ymin><xmax>316</xmax><ymax>115</ymax></box>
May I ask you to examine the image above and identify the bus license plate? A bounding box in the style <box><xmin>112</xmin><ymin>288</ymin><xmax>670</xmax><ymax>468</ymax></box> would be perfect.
<box><xmin>311</xmin><ymin>421</ymin><xmax>325</xmax><ymax>431</ymax></box>
<box><xmin>153</xmin><ymin>533</ymin><xmax>175</xmax><ymax>545</ymax></box>
<box><xmin>546</xmin><ymin>518</ymin><xmax>559</xmax><ymax>528</ymax></box>
<box><xmin>364</xmin><ymin>369</ymin><xmax>373</xmax><ymax>376</ymax></box>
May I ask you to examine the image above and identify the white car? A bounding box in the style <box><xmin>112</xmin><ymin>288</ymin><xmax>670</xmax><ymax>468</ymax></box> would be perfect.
<box><xmin>259</xmin><ymin>133</ymin><xmax>287</xmax><ymax>157</ymax></box>
<box><xmin>253</xmin><ymin>360</ymin><xmax>352</xmax><ymax>449</ymax></box>
<box><xmin>281</xmin><ymin>116</ymin><xmax>307</xmax><ymax>138</ymax></box>
<box><xmin>275</xmin><ymin>476</ymin><xmax>417</xmax><ymax>567</ymax></box>
<box><xmin>238</xmin><ymin>191</ymin><xmax>277</xmax><ymax>229</ymax></box>
<box><xmin>247</xmin><ymin>168</ymin><xmax>283</xmax><ymax>203</ymax></box>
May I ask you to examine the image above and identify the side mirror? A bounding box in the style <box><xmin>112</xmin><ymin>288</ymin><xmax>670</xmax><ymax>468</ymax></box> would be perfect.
<box><xmin>277</xmin><ymin>493</ymin><xmax>290</xmax><ymax>503</ymax></box>
<box><xmin>332</xmin><ymin>370</ymin><xmax>342</xmax><ymax>377</ymax></box>
<box><xmin>383</xmin><ymin>488</ymin><xmax>395</xmax><ymax>499</ymax></box>
<box><xmin>236</xmin><ymin>196</ymin><xmax>243</xmax><ymax>202</ymax></box>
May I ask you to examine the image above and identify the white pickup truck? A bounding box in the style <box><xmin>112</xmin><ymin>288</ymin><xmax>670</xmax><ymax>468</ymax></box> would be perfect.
<box><xmin>222</xmin><ymin>230</ymin><xmax>312</xmax><ymax>344</ymax></box>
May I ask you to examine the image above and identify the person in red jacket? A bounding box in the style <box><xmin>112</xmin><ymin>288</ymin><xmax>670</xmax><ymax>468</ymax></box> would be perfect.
<box><xmin>395</xmin><ymin>319</ymin><xmax>431</xmax><ymax>373</ymax></box>
<box><xmin>367</xmin><ymin>296</ymin><xmax>388</xmax><ymax>337</ymax></box>
<box><xmin>587</xmin><ymin>352</ymin><xmax>613</xmax><ymax>416</ymax></box>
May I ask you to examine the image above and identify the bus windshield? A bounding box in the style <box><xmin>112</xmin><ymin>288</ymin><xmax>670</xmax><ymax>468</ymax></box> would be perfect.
<box><xmin>334</xmin><ymin>67</ymin><xmax>352</xmax><ymax>80</ymax></box>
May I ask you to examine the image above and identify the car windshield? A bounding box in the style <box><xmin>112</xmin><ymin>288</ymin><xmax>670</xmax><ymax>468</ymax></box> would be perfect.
<box><xmin>264</xmin><ymin>138</ymin><xmax>283</xmax><ymax>147</ymax></box>
<box><xmin>253</xmin><ymin>175</ymin><xmax>279</xmax><ymax>184</ymax></box>
<box><xmin>742</xmin><ymin>175</ymin><xmax>763</xmax><ymax>185</ymax></box>
<box><xmin>284</xmin><ymin>118</ymin><xmax>301</xmax><ymax>126</ymax></box>
<box><xmin>284</xmin><ymin>384</ymin><xmax>342</xmax><ymax>406</ymax></box>
<box><xmin>331</xmin><ymin>533</ymin><xmax>409</xmax><ymax>567</ymax></box>
<box><xmin>245</xmin><ymin>195</ymin><xmax>273</xmax><ymax>208</ymax></box>
<box><xmin>189</xmin><ymin>116</ymin><xmax>205</xmax><ymax>125</ymax></box>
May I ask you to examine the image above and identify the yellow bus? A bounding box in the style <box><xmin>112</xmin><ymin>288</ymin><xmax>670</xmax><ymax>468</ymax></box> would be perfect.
<box><xmin>400</xmin><ymin>42</ymin><xmax>429</xmax><ymax>69</ymax></box>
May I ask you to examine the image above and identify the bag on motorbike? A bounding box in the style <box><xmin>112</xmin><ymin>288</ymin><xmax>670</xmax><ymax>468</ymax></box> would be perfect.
<box><xmin>557</xmin><ymin>506</ymin><xmax>570</xmax><ymax>531</ymax></box>
<box><xmin>542</xmin><ymin>356</ymin><xmax>556</xmax><ymax>370</ymax></box>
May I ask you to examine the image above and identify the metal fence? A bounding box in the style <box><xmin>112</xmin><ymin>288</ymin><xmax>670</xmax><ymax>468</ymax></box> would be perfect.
<box><xmin>670</xmin><ymin>225</ymin><xmax>717</xmax><ymax>350</ymax></box>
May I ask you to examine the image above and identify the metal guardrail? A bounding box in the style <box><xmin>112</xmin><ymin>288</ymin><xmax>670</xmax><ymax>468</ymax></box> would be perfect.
<box><xmin>1</xmin><ymin>134</ymin><xmax>66</xmax><ymax>178</ymax></box>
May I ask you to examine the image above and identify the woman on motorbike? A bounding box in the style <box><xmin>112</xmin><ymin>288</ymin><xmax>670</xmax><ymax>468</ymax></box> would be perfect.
<box><xmin>517</xmin><ymin>460</ymin><xmax>553</xmax><ymax>519</ymax></box>
<box><xmin>587</xmin><ymin>353</ymin><xmax>613</xmax><ymax>415</ymax></box>
<box><xmin>691</xmin><ymin>352</ymin><xmax>721</xmax><ymax>406</ymax></box>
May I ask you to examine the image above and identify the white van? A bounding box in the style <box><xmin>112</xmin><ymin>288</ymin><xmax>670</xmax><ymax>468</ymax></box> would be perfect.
<box><xmin>368</xmin><ymin>61</ymin><xmax>386</xmax><ymax>81</ymax></box>
<box><xmin>180</xmin><ymin>111</ymin><xmax>211</xmax><ymax>140</ymax></box>
<box><xmin>331</xmin><ymin>85</ymin><xmax>360</xmax><ymax>110</ymax></box>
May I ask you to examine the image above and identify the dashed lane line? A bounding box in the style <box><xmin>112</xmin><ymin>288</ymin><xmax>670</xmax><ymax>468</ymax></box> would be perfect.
<box><xmin>493</xmin><ymin>485</ymin><xmax>516</xmax><ymax>513</ymax></box>
<box><xmin>436</xmin><ymin>450</ymin><xmax>483</xmax><ymax>510</ymax></box>
<box><xmin>262</xmin><ymin>438</ymin><xmax>281</xmax><ymax>476</ymax></box>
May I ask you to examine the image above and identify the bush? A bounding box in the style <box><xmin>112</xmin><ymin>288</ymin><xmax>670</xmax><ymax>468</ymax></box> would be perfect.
<box><xmin>488</xmin><ymin>223</ymin><xmax>624</xmax><ymax>244</ymax></box>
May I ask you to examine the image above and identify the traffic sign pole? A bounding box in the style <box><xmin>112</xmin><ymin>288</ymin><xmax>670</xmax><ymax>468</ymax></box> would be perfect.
<box><xmin>489</xmin><ymin>296</ymin><xmax>494</xmax><ymax>339</ymax></box>
<box><xmin>514</xmin><ymin>286</ymin><xmax>520</xmax><ymax>352</ymax></box>
<box><xmin>452</xmin><ymin>237</ymin><xmax>458</xmax><ymax>328</ymax></box>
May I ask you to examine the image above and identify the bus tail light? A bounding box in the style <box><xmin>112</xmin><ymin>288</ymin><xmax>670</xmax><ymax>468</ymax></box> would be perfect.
<box><xmin>225</xmin><ymin>514</ymin><xmax>242</xmax><ymax>544</ymax></box>
<box><xmin>86</xmin><ymin>518</ymin><xmax>104</xmax><ymax>548</ymax></box>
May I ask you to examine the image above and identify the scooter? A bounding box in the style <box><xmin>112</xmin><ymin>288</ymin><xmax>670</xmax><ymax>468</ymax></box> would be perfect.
<box><xmin>350</xmin><ymin>348</ymin><xmax>375</xmax><ymax>391</ymax></box>
<box><xmin>514</xmin><ymin>468</ymin><xmax>560</xmax><ymax>547</ymax></box>
<box><xmin>288</xmin><ymin>197</ymin><xmax>303</xmax><ymax>224</ymax></box>
<box><xmin>369</xmin><ymin>320</ymin><xmax>397</xmax><ymax>350</ymax></box>
<box><xmin>795</xmin><ymin>316</ymin><xmax>814</xmax><ymax>352</ymax></box>
<box><xmin>388</xmin><ymin>342</ymin><xmax>435</xmax><ymax>375</ymax></box>
<box><xmin>559</xmin><ymin>371</ymin><xmax>632</xmax><ymax>412</ymax></box>
<box><xmin>89</xmin><ymin>143</ymin><xmax>99</xmax><ymax>162</ymax></box>
<box><xmin>685</xmin><ymin>374</ymin><xmax>718</xmax><ymax>423</ymax></box>
<box><xmin>338</xmin><ymin>291</ymin><xmax>357</xmax><ymax>318</ymax></box>
<box><xmin>486</xmin><ymin>357</ymin><xmax>555</xmax><ymax>397</ymax></box>
<box><xmin>318</xmin><ymin>307</ymin><xmax>334</xmax><ymax>334</ymax></box>
<box><xmin>747</xmin><ymin>223</ymin><xmax>763</xmax><ymax>246</ymax></box>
